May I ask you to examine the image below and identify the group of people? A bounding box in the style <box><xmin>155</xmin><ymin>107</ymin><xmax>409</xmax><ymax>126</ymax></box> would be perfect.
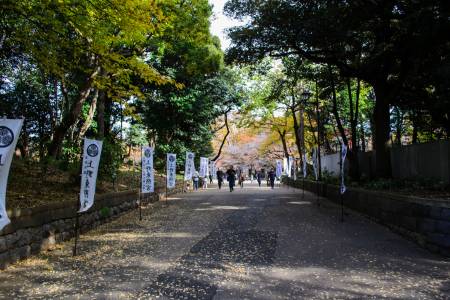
<box><xmin>191</xmin><ymin>165</ymin><xmax>278</xmax><ymax>192</ymax></box>
<box><xmin>215</xmin><ymin>166</ymin><xmax>244</xmax><ymax>192</ymax></box>
<box><xmin>214</xmin><ymin>166</ymin><xmax>278</xmax><ymax>192</ymax></box>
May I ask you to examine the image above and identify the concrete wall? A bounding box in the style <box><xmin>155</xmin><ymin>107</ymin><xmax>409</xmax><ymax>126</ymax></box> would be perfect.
<box><xmin>285</xmin><ymin>178</ymin><xmax>450</xmax><ymax>257</ymax></box>
<box><xmin>321</xmin><ymin>152</ymin><xmax>340</xmax><ymax>175</ymax></box>
<box><xmin>0</xmin><ymin>182</ymin><xmax>185</xmax><ymax>269</ymax></box>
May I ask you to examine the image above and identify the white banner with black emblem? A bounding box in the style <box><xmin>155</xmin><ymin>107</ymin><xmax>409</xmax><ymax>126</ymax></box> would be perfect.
<box><xmin>79</xmin><ymin>138</ymin><xmax>103</xmax><ymax>213</ymax></box>
<box><xmin>184</xmin><ymin>152</ymin><xmax>195</xmax><ymax>180</ymax></box>
<box><xmin>167</xmin><ymin>153</ymin><xmax>176</xmax><ymax>189</ymax></box>
<box><xmin>283</xmin><ymin>157</ymin><xmax>288</xmax><ymax>176</ymax></box>
<box><xmin>141</xmin><ymin>146</ymin><xmax>154</xmax><ymax>193</ymax></box>
<box><xmin>0</xmin><ymin>119</ymin><xmax>24</xmax><ymax>230</ymax></box>
<box><xmin>209</xmin><ymin>161</ymin><xmax>216</xmax><ymax>179</ymax></box>
<box><xmin>288</xmin><ymin>156</ymin><xmax>294</xmax><ymax>178</ymax></box>
<box><xmin>276</xmin><ymin>160</ymin><xmax>282</xmax><ymax>178</ymax></box>
<box><xmin>340</xmin><ymin>143</ymin><xmax>348</xmax><ymax>194</ymax></box>
<box><xmin>199</xmin><ymin>157</ymin><xmax>208</xmax><ymax>178</ymax></box>
<box><xmin>302</xmin><ymin>153</ymin><xmax>307</xmax><ymax>178</ymax></box>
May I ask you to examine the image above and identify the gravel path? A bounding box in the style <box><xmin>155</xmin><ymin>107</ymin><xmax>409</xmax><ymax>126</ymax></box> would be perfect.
<box><xmin>0</xmin><ymin>183</ymin><xmax>448</xmax><ymax>299</ymax></box>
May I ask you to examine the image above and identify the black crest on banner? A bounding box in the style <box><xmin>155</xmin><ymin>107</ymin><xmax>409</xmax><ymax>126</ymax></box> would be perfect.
<box><xmin>0</xmin><ymin>126</ymin><xmax>14</xmax><ymax>148</ymax></box>
<box><xmin>87</xmin><ymin>144</ymin><xmax>99</xmax><ymax>157</ymax></box>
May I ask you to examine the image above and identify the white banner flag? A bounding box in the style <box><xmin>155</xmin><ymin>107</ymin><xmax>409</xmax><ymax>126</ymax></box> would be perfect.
<box><xmin>283</xmin><ymin>157</ymin><xmax>288</xmax><ymax>176</ymax></box>
<box><xmin>141</xmin><ymin>146</ymin><xmax>154</xmax><ymax>193</ymax></box>
<box><xmin>167</xmin><ymin>153</ymin><xmax>176</xmax><ymax>189</ymax></box>
<box><xmin>302</xmin><ymin>153</ymin><xmax>307</xmax><ymax>178</ymax></box>
<box><xmin>340</xmin><ymin>144</ymin><xmax>348</xmax><ymax>194</ymax></box>
<box><xmin>288</xmin><ymin>156</ymin><xmax>294</xmax><ymax>178</ymax></box>
<box><xmin>312</xmin><ymin>148</ymin><xmax>318</xmax><ymax>180</ymax></box>
<box><xmin>79</xmin><ymin>138</ymin><xmax>103</xmax><ymax>213</ymax></box>
<box><xmin>199</xmin><ymin>157</ymin><xmax>208</xmax><ymax>178</ymax></box>
<box><xmin>276</xmin><ymin>160</ymin><xmax>282</xmax><ymax>178</ymax></box>
<box><xmin>293</xmin><ymin>159</ymin><xmax>297</xmax><ymax>180</ymax></box>
<box><xmin>0</xmin><ymin>119</ymin><xmax>24</xmax><ymax>230</ymax></box>
<box><xmin>210</xmin><ymin>161</ymin><xmax>216</xmax><ymax>179</ymax></box>
<box><xmin>184</xmin><ymin>152</ymin><xmax>195</xmax><ymax>180</ymax></box>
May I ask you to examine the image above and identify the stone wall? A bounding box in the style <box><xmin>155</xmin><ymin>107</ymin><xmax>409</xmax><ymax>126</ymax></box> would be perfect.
<box><xmin>284</xmin><ymin>178</ymin><xmax>450</xmax><ymax>257</ymax></box>
<box><xmin>0</xmin><ymin>182</ymin><xmax>185</xmax><ymax>269</ymax></box>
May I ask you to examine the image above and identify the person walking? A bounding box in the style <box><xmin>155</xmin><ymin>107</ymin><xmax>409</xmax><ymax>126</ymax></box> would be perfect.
<box><xmin>226</xmin><ymin>166</ymin><xmax>236</xmax><ymax>192</ymax></box>
<box><xmin>256</xmin><ymin>170</ymin><xmax>262</xmax><ymax>187</ymax></box>
<box><xmin>268</xmin><ymin>168</ymin><xmax>276</xmax><ymax>189</ymax></box>
<box><xmin>216</xmin><ymin>169</ymin><xmax>224</xmax><ymax>190</ymax></box>
<box><xmin>193</xmin><ymin>171</ymin><xmax>200</xmax><ymax>190</ymax></box>
<box><xmin>239</xmin><ymin>172</ymin><xmax>245</xmax><ymax>188</ymax></box>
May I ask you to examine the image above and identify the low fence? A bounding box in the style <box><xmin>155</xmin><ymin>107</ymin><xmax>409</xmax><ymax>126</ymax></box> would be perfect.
<box><xmin>284</xmin><ymin>178</ymin><xmax>450</xmax><ymax>257</ymax></box>
<box><xmin>0</xmin><ymin>182</ymin><xmax>185</xmax><ymax>269</ymax></box>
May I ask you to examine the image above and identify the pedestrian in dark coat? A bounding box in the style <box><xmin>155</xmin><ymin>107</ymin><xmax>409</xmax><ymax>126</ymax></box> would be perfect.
<box><xmin>268</xmin><ymin>169</ymin><xmax>276</xmax><ymax>189</ymax></box>
<box><xmin>226</xmin><ymin>166</ymin><xmax>236</xmax><ymax>192</ymax></box>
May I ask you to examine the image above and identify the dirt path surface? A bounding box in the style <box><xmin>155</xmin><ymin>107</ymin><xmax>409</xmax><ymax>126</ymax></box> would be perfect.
<box><xmin>0</xmin><ymin>183</ymin><xmax>448</xmax><ymax>299</ymax></box>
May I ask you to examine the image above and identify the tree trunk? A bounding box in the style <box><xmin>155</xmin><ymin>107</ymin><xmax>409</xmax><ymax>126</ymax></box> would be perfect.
<box><xmin>290</xmin><ymin>107</ymin><xmax>302</xmax><ymax>157</ymax></box>
<box><xmin>210</xmin><ymin>113</ymin><xmax>230</xmax><ymax>162</ymax></box>
<box><xmin>78</xmin><ymin>89</ymin><xmax>99</xmax><ymax>139</ymax></box>
<box><xmin>97</xmin><ymin>91</ymin><xmax>105</xmax><ymax>139</ymax></box>
<box><xmin>48</xmin><ymin>67</ymin><xmax>100</xmax><ymax>158</ymax></box>
<box><xmin>277</xmin><ymin>129</ymin><xmax>289</xmax><ymax>158</ymax></box>
<box><xmin>373</xmin><ymin>83</ymin><xmax>392</xmax><ymax>178</ymax></box>
<box><xmin>328</xmin><ymin>65</ymin><xmax>348</xmax><ymax>146</ymax></box>
<box><xmin>360</xmin><ymin>125</ymin><xmax>366</xmax><ymax>152</ymax></box>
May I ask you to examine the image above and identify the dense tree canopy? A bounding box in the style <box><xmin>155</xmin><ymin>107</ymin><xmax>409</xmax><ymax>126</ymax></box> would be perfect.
<box><xmin>224</xmin><ymin>0</ymin><xmax>450</xmax><ymax>177</ymax></box>
<box><xmin>0</xmin><ymin>0</ymin><xmax>247</xmax><ymax>177</ymax></box>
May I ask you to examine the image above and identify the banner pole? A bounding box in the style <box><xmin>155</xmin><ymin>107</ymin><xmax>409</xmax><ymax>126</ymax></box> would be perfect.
<box><xmin>316</xmin><ymin>179</ymin><xmax>320</xmax><ymax>207</ymax></box>
<box><xmin>72</xmin><ymin>211</ymin><xmax>80</xmax><ymax>256</ymax></box>
<box><xmin>302</xmin><ymin>177</ymin><xmax>305</xmax><ymax>200</ymax></box>
<box><xmin>138</xmin><ymin>149</ymin><xmax>142</xmax><ymax>221</ymax></box>
<box><xmin>73</xmin><ymin>193</ymin><xmax>81</xmax><ymax>256</ymax></box>
<box><xmin>73</xmin><ymin>153</ymin><xmax>83</xmax><ymax>257</ymax></box>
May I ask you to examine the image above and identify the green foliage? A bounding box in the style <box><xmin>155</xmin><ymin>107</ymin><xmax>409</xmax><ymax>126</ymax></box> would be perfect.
<box><xmin>99</xmin><ymin>207</ymin><xmax>111</xmax><ymax>218</ymax></box>
<box><xmin>126</xmin><ymin>124</ymin><xmax>147</xmax><ymax>147</ymax></box>
<box><xmin>98</xmin><ymin>137</ymin><xmax>124</xmax><ymax>182</ymax></box>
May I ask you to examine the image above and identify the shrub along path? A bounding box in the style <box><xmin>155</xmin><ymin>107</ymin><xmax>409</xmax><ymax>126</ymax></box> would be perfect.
<box><xmin>0</xmin><ymin>183</ymin><xmax>448</xmax><ymax>299</ymax></box>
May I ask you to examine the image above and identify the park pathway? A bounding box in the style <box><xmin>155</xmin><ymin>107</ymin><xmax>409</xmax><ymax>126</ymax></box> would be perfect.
<box><xmin>0</xmin><ymin>182</ymin><xmax>448</xmax><ymax>299</ymax></box>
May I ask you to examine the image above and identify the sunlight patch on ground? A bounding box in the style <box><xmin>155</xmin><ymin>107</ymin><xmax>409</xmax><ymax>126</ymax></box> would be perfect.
<box><xmin>287</xmin><ymin>201</ymin><xmax>312</xmax><ymax>205</ymax></box>
<box><xmin>194</xmin><ymin>206</ymin><xmax>249</xmax><ymax>211</ymax></box>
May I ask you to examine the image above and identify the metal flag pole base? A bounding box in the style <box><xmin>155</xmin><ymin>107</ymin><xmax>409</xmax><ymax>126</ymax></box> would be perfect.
<box><xmin>316</xmin><ymin>181</ymin><xmax>320</xmax><ymax>207</ymax></box>
<box><xmin>73</xmin><ymin>212</ymin><xmax>80</xmax><ymax>256</ymax></box>
<box><xmin>138</xmin><ymin>197</ymin><xmax>142</xmax><ymax>221</ymax></box>
<box><xmin>165</xmin><ymin>185</ymin><xmax>168</xmax><ymax>207</ymax></box>
<box><xmin>340</xmin><ymin>193</ymin><xmax>344</xmax><ymax>222</ymax></box>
